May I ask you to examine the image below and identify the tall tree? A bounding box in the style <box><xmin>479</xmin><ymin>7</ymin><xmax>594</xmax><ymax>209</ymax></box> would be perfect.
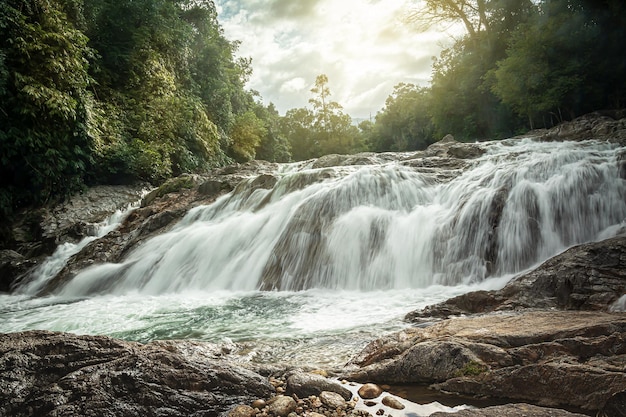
<box><xmin>308</xmin><ymin>74</ymin><xmax>361</xmax><ymax>156</ymax></box>
<box><xmin>369</xmin><ymin>83</ymin><xmax>436</xmax><ymax>152</ymax></box>
<box><xmin>0</xmin><ymin>0</ymin><xmax>95</xmax><ymax>214</ymax></box>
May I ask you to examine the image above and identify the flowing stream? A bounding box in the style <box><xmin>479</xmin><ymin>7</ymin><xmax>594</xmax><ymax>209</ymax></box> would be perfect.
<box><xmin>1</xmin><ymin>138</ymin><xmax>625</xmax><ymax>389</ymax></box>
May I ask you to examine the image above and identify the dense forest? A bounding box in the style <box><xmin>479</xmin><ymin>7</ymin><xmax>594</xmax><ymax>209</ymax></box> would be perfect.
<box><xmin>1</xmin><ymin>0</ymin><xmax>624</xmax><ymax>216</ymax></box>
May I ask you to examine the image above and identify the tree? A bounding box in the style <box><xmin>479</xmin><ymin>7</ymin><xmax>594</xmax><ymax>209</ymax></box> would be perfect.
<box><xmin>308</xmin><ymin>74</ymin><xmax>361</xmax><ymax>156</ymax></box>
<box><xmin>254</xmin><ymin>103</ymin><xmax>291</xmax><ymax>163</ymax></box>
<box><xmin>369</xmin><ymin>83</ymin><xmax>436</xmax><ymax>152</ymax></box>
<box><xmin>0</xmin><ymin>0</ymin><xmax>95</xmax><ymax>214</ymax></box>
<box><xmin>421</xmin><ymin>0</ymin><xmax>533</xmax><ymax>140</ymax></box>
<box><xmin>230</xmin><ymin>111</ymin><xmax>266</xmax><ymax>162</ymax></box>
<box><xmin>280</xmin><ymin>107</ymin><xmax>316</xmax><ymax>161</ymax></box>
<box><xmin>490</xmin><ymin>0</ymin><xmax>604</xmax><ymax>127</ymax></box>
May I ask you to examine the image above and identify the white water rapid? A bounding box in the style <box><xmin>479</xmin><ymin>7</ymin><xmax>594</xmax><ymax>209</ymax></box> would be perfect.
<box><xmin>49</xmin><ymin>139</ymin><xmax>626</xmax><ymax>295</ymax></box>
<box><xmin>1</xmin><ymin>138</ymin><xmax>625</xmax><ymax>373</ymax></box>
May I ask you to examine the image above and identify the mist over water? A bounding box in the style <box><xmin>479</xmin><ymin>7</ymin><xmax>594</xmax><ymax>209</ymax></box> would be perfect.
<box><xmin>2</xmin><ymin>138</ymin><xmax>625</xmax><ymax>368</ymax></box>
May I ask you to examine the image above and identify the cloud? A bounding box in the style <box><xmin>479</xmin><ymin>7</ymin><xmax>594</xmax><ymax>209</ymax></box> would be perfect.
<box><xmin>268</xmin><ymin>0</ymin><xmax>321</xmax><ymax>21</ymax></box>
<box><xmin>215</xmin><ymin>0</ymin><xmax>453</xmax><ymax>118</ymax></box>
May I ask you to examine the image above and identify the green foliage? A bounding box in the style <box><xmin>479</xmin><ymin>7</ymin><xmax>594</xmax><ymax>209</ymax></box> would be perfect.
<box><xmin>0</xmin><ymin>0</ymin><xmax>95</xmax><ymax>215</ymax></box>
<box><xmin>280</xmin><ymin>74</ymin><xmax>362</xmax><ymax>161</ymax></box>
<box><xmin>0</xmin><ymin>0</ymin><xmax>263</xmax><ymax>215</ymax></box>
<box><xmin>491</xmin><ymin>0</ymin><xmax>623</xmax><ymax>126</ymax></box>
<box><xmin>280</xmin><ymin>107</ymin><xmax>317</xmax><ymax>161</ymax></box>
<box><xmin>253</xmin><ymin>103</ymin><xmax>292</xmax><ymax>163</ymax></box>
<box><xmin>368</xmin><ymin>83</ymin><xmax>436</xmax><ymax>152</ymax></box>
<box><xmin>420</xmin><ymin>0</ymin><xmax>625</xmax><ymax>137</ymax></box>
<box><xmin>456</xmin><ymin>361</ymin><xmax>488</xmax><ymax>377</ymax></box>
<box><xmin>230</xmin><ymin>111</ymin><xmax>267</xmax><ymax>162</ymax></box>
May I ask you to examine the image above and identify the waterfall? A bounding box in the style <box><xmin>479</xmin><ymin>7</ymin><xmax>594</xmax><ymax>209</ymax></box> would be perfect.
<box><xmin>54</xmin><ymin>139</ymin><xmax>626</xmax><ymax>296</ymax></box>
<box><xmin>17</xmin><ymin>201</ymin><xmax>142</xmax><ymax>295</ymax></box>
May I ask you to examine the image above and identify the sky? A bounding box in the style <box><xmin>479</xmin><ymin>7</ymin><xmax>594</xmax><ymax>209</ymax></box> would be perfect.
<box><xmin>214</xmin><ymin>0</ymin><xmax>456</xmax><ymax>119</ymax></box>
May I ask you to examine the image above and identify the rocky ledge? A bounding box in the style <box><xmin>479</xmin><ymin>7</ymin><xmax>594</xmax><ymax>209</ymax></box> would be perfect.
<box><xmin>0</xmin><ymin>330</ymin><xmax>273</xmax><ymax>417</ymax></box>
<box><xmin>0</xmin><ymin>330</ymin><xmax>597</xmax><ymax>417</ymax></box>
<box><xmin>340</xmin><ymin>234</ymin><xmax>626</xmax><ymax>415</ymax></box>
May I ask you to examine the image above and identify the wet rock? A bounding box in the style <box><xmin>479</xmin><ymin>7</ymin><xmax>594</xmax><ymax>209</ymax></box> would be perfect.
<box><xmin>198</xmin><ymin>179</ymin><xmax>225</xmax><ymax>197</ymax></box>
<box><xmin>424</xmin><ymin>135</ymin><xmax>485</xmax><ymax>159</ymax></box>
<box><xmin>381</xmin><ymin>396</ymin><xmax>405</xmax><ymax>410</ymax></box>
<box><xmin>228</xmin><ymin>404</ymin><xmax>256</xmax><ymax>417</ymax></box>
<box><xmin>0</xmin><ymin>330</ymin><xmax>274</xmax><ymax>417</ymax></box>
<box><xmin>430</xmin><ymin>403</ymin><xmax>587</xmax><ymax>416</ymax></box>
<box><xmin>268</xmin><ymin>395</ymin><xmax>297</xmax><ymax>417</ymax></box>
<box><xmin>598</xmin><ymin>390</ymin><xmax>626</xmax><ymax>417</ymax></box>
<box><xmin>252</xmin><ymin>399</ymin><xmax>267</xmax><ymax>409</ymax></box>
<box><xmin>344</xmin><ymin>311</ymin><xmax>626</xmax><ymax>411</ymax></box>
<box><xmin>407</xmin><ymin>234</ymin><xmax>626</xmax><ymax>320</ymax></box>
<box><xmin>286</xmin><ymin>372</ymin><xmax>352</xmax><ymax>400</ymax></box>
<box><xmin>537</xmin><ymin>112</ymin><xmax>626</xmax><ymax>144</ymax></box>
<box><xmin>319</xmin><ymin>391</ymin><xmax>347</xmax><ymax>409</ymax></box>
<box><xmin>358</xmin><ymin>383</ymin><xmax>383</xmax><ymax>399</ymax></box>
<box><xmin>0</xmin><ymin>250</ymin><xmax>36</xmax><ymax>292</ymax></box>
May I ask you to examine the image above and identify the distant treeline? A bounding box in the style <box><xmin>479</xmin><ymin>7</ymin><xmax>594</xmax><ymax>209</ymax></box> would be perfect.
<box><xmin>1</xmin><ymin>0</ymin><xmax>624</xmax><ymax>215</ymax></box>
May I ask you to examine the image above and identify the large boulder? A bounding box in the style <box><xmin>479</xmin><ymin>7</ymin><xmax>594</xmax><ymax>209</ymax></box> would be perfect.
<box><xmin>0</xmin><ymin>330</ymin><xmax>274</xmax><ymax>417</ymax></box>
<box><xmin>407</xmin><ymin>234</ymin><xmax>626</xmax><ymax>320</ymax></box>
<box><xmin>343</xmin><ymin>310</ymin><xmax>626</xmax><ymax>412</ymax></box>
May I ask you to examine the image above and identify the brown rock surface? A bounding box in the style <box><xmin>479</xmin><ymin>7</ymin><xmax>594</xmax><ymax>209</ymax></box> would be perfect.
<box><xmin>407</xmin><ymin>234</ymin><xmax>626</xmax><ymax>320</ymax></box>
<box><xmin>431</xmin><ymin>403</ymin><xmax>587</xmax><ymax>417</ymax></box>
<box><xmin>344</xmin><ymin>310</ymin><xmax>626</xmax><ymax>411</ymax></box>
<box><xmin>0</xmin><ymin>330</ymin><xmax>273</xmax><ymax>417</ymax></box>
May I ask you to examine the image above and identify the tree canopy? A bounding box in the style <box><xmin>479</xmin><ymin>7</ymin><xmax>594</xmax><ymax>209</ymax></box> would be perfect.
<box><xmin>1</xmin><ymin>0</ymin><xmax>624</xmax><ymax>215</ymax></box>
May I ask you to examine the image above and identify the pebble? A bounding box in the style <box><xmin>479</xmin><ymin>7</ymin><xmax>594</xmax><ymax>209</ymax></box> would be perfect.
<box><xmin>232</xmin><ymin>376</ymin><xmax>403</xmax><ymax>417</ymax></box>
<box><xmin>268</xmin><ymin>395</ymin><xmax>297</xmax><ymax>417</ymax></box>
<box><xmin>319</xmin><ymin>391</ymin><xmax>347</xmax><ymax>409</ymax></box>
<box><xmin>228</xmin><ymin>405</ymin><xmax>256</xmax><ymax>417</ymax></box>
<box><xmin>358</xmin><ymin>383</ymin><xmax>383</xmax><ymax>400</ymax></box>
<box><xmin>252</xmin><ymin>399</ymin><xmax>266</xmax><ymax>409</ymax></box>
<box><xmin>381</xmin><ymin>396</ymin><xmax>405</xmax><ymax>410</ymax></box>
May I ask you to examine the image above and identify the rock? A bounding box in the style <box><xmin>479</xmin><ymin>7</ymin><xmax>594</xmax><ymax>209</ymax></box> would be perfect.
<box><xmin>358</xmin><ymin>383</ymin><xmax>383</xmax><ymax>399</ymax></box>
<box><xmin>598</xmin><ymin>390</ymin><xmax>626</xmax><ymax>417</ymax></box>
<box><xmin>40</xmin><ymin>184</ymin><xmax>148</xmax><ymax>244</ymax></box>
<box><xmin>268</xmin><ymin>395</ymin><xmax>297</xmax><ymax>417</ymax></box>
<box><xmin>344</xmin><ymin>311</ymin><xmax>626</xmax><ymax>411</ymax></box>
<box><xmin>319</xmin><ymin>391</ymin><xmax>347</xmax><ymax>409</ymax></box>
<box><xmin>286</xmin><ymin>372</ymin><xmax>352</xmax><ymax>400</ymax></box>
<box><xmin>141</xmin><ymin>174</ymin><xmax>200</xmax><ymax>207</ymax></box>
<box><xmin>381</xmin><ymin>396</ymin><xmax>405</xmax><ymax>410</ymax></box>
<box><xmin>228</xmin><ymin>405</ymin><xmax>256</xmax><ymax>417</ymax></box>
<box><xmin>430</xmin><ymin>403</ymin><xmax>587</xmax><ymax>416</ymax></box>
<box><xmin>537</xmin><ymin>112</ymin><xmax>626</xmax><ymax>144</ymax></box>
<box><xmin>407</xmin><ymin>234</ymin><xmax>626</xmax><ymax>320</ymax></box>
<box><xmin>0</xmin><ymin>330</ymin><xmax>274</xmax><ymax>417</ymax></box>
<box><xmin>424</xmin><ymin>135</ymin><xmax>485</xmax><ymax>159</ymax></box>
<box><xmin>251</xmin><ymin>399</ymin><xmax>266</xmax><ymax>409</ymax></box>
<box><xmin>0</xmin><ymin>249</ymin><xmax>36</xmax><ymax>292</ymax></box>
<box><xmin>198</xmin><ymin>179</ymin><xmax>224</xmax><ymax>197</ymax></box>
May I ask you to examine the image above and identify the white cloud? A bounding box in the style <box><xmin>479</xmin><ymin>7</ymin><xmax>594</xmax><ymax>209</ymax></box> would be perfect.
<box><xmin>215</xmin><ymin>0</ymin><xmax>454</xmax><ymax>118</ymax></box>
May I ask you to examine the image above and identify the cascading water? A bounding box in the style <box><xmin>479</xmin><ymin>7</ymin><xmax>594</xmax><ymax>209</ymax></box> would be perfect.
<box><xmin>48</xmin><ymin>138</ymin><xmax>626</xmax><ymax>296</ymax></box>
<box><xmin>1</xmin><ymin>138</ymin><xmax>625</xmax><ymax>370</ymax></box>
<box><xmin>16</xmin><ymin>201</ymin><xmax>142</xmax><ymax>295</ymax></box>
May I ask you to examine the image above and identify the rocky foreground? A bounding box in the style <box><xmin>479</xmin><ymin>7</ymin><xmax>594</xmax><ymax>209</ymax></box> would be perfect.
<box><xmin>1</xmin><ymin>113</ymin><xmax>626</xmax><ymax>416</ymax></box>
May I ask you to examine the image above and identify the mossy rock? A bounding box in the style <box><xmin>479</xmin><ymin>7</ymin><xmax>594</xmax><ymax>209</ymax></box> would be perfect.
<box><xmin>141</xmin><ymin>175</ymin><xmax>197</xmax><ymax>207</ymax></box>
<box><xmin>456</xmin><ymin>361</ymin><xmax>488</xmax><ymax>377</ymax></box>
